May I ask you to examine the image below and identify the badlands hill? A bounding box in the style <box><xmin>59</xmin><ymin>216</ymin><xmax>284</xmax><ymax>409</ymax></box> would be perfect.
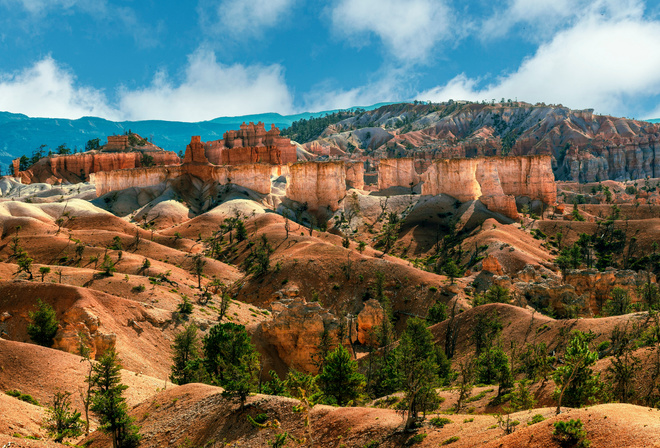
<box><xmin>289</xmin><ymin>101</ymin><xmax>660</xmax><ymax>183</ymax></box>
<box><xmin>0</xmin><ymin>128</ymin><xmax>659</xmax><ymax>446</ymax></box>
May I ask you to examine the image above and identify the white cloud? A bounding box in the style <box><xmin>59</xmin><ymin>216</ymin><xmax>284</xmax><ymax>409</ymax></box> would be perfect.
<box><xmin>482</xmin><ymin>0</ymin><xmax>645</xmax><ymax>39</ymax></box>
<box><xmin>0</xmin><ymin>56</ymin><xmax>118</xmax><ymax>119</ymax></box>
<box><xmin>0</xmin><ymin>50</ymin><xmax>295</xmax><ymax>121</ymax></box>
<box><xmin>420</xmin><ymin>15</ymin><xmax>660</xmax><ymax>117</ymax></box>
<box><xmin>118</xmin><ymin>49</ymin><xmax>294</xmax><ymax>121</ymax></box>
<box><xmin>330</xmin><ymin>0</ymin><xmax>453</xmax><ymax>62</ymax></box>
<box><xmin>200</xmin><ymin>0</ymin><xmax>295</xmax><ymax>37</ymax></box>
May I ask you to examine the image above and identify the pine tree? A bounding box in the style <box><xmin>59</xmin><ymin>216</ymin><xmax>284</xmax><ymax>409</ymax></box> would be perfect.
<box><xmin>396</xmin><ymin>317</ymin><xmax>440</xmax><ymax>430</ymax></box>
<box><xmin>27</xmin><ymin>299</ymin><xmax>59</xmax><ymax>347</ymax></box>
<box><xmin>203</xmin><ymin>323</ymin><xmax>259</xmax><ymax>408</ymax></box>
<box><xmin>318</xmin><ymin>345</ymin><xmax>365</xmax><ymax>406</ymax></box>
<box><xmin>170</xmin><ymin>323</ymin><xmax>205</xmax><ymax>385</ymax></box>
<box><xmin>89</xmin><ymin>348</ymin><xmax>141</xmax><ymax>448</ymax></box>
<box><xmin>43</xmin><ymin>391</ymin><xmax>84</xmax><ymax>443</ymax></box>
<box><xmin>553</xmin><ymin>331</ymin><xmax>601</xmax><ymax>414</ymax></box>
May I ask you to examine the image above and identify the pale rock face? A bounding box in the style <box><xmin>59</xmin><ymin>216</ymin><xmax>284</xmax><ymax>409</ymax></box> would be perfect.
<box><xmin>378</xmin><ymin>158</ymin><xmax>421</xmax><ymax>191</ymax></box>
<box><xmin>92</xmin><ymin>164</ymin><xmax>273</xmax><ymax>198</ymax></box>
<box><xmin>422</xmin><ymin>158</ymin><xmax>483</xmax><ymax>202</ymax></box>
<box><xmin>345</xmin><ymin>161</ymin><xmax>365</xmax><ymax>190</ymax></box>
<box><xmin>286</xmin><ymin>162</ymin><xmax>346</xmax><ymax>211</ymax></box>
<box><xmin>420</xmin><ymin>155</ymin><xmax>556</xmax><ymax>218</ymax></box>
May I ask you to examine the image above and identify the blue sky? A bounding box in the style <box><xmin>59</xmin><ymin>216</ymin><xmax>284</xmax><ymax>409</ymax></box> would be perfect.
<box><xmin>0</xmin><ymin>0</ymin><xmax>659</xmax><ymax>121</ymax></box>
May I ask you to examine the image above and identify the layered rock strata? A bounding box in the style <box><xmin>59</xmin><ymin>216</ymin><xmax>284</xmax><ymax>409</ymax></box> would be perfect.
<box><xmin>15</xmin><ymin>150</ymin><xmax>180</xmax><ymax>185</ymax></box>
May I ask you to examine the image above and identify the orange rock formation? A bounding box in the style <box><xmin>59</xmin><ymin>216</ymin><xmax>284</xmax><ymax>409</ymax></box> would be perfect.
<box><xmin>203</xmin><ymin>122</ymin><xmax>297</xmax><ymax>165</ymax></box>
<box><xmin>14</xmin><ymin>150</ymin><xmax>181</xmax><ymax>184</ymax></box>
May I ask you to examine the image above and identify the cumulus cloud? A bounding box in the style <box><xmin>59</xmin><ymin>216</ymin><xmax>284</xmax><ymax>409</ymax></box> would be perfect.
<box><xmin>200</xmin><ymin>0</ymin><xmax>295</xmax><ymax>37</ymax></box>
<box><xmin>330</xmin><ymin>0</ymin><xmax>453</xmax><ymax>62</ymax></box>
<box><xmin>0</xmin><ymin>56</ymin><xmax>118</xmax><ymax>119</ymax></box>
<box><xmin>118</xmin><ymin>49</ymin><xmax>294</xmax><ymax>121</ymax></box>
<box><xmin>0</xmin><ymin>50</ymin><xmax>295</xmax><ymax>121</ymax></box>
<box><xmin>420</xmin><ymin>15</ymin><xmax>660</xmax><ymax>117</ymax></box>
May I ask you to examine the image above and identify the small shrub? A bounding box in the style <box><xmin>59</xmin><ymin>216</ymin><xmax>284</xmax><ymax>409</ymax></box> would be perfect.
<box><xmin>132</xmin><ymin>284</ymin><xmax>146</xmax><ymax>293</ymax></box>
<box><xmin>463</xmin><ymin>418</ymin><xmax>474</xmax><ymax>423</ymax></box>
<box><xmin>430</xmin><ymin>417</ymin><xmax>451</xmax><ymax>428</ymax></box>
<box><xmin>441</xmin><ymin>436</ymin><xmax>459</xmax><ymax>445</ymax></box>
<box><xmin>177</xmin><ymin>297</ymin><xmax>193</xmax><ymax>315</ymax></box>
<box><xmin>406</xmin><ymin>433</ymin><xmax>427</xmax><ymax>445</ymax></box>
<box><xmin>528</xmin><ymin>414</ymin><xmax>545</xmax><ymax>425</ymax></box>
<box><xmin>429</xmin><ymin>286</ymin><xmax>438</xmax><ymax>292</ymax></box>
<box><xmin>553</xmin><ymin>419</ymin><xmax>590</xmax><ymax>447</ymax></box>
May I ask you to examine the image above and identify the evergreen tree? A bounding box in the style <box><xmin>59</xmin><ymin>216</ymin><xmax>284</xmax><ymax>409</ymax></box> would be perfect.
<box><xmin>203</xmin><ymin>323</ymin><xmax>259</xmax><ymax>408</ymax></box>
<box><xmin>170</xmin><ymin>323</ymin><xmax>205</xmax><ymax>385</ymax></box>
<box><xmin>89</xmin><ymin>348</ymin><xmax>141</xmax><ymax>448</ymax></box>
<box><xmin>318</xmin><ymin>345</ymin><xmax>365</xmax><ymax>406</ymax></box>
<box><xmin>553</xmin><ymin>331</ymin><xmax>601</xmax><ymax>414</ymax></box>
<box><xmin>27</xmin><ymin>299</ymin><xmax>59</xmax><ymax>347</ymax></box>
<box><xmin>43</xmin><ymin>391</ymin><xmax>84</xmax><ymax>443</ymax></box>
<box><xmin>396</xmin><ymin>317</ymin><xmax>440</xmax><ymax>430</ymax></box>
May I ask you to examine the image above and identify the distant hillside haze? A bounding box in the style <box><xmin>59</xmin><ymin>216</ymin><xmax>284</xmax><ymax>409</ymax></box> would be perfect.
<box><xmin>0</xmin><ymin>103</ymin><xmax>392</xmax><ymax>168</ymax></box>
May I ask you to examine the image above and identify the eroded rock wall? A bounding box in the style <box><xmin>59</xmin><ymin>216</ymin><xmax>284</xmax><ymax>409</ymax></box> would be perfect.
<box><xmin>420</xmin><ymin>156</ymin><xmax>555</xmax><ymax>219</ymax></box>
<box><xmin>378</xmin><ymin>158</ymin><xmax>421</xmax><ymax>190</ymax></box>
<box><xmin>345</xmin><ymin>161</ymin><xmax>365</xmax><ymax>190</ymax></box>
<box><xmin>286</xmin><ymin>161</ymin><xmax>346</xmax><ymax>211</ymax></box>
<box><xmin>17</xmin><ymin>151</ymin><xmax>181</xmax><ymax>185</ymax></box>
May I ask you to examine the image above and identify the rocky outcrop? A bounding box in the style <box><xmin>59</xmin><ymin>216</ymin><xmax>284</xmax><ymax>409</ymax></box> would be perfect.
<box><xmin>15</xmin><ymin>150</ymin><xmax>180</xmax><ymax>185</ymax></box>
<box><xmin>52</xmin><ymin>306</ymin><xmax>116</xmax><ymax>360</ymax></box>
<box><xmin>345</xmin><ymin>161</ymin><xmax>365</xmax><ymax>190</ymax></box>
<box><xmin>92</xmin><ymin>163</ymin><xmax>273</xmax><ymax>197</ymax></box>
<box><xmin>378</xmin><ymin>158</ymin><xmax>421</xmax><ymax>191</ymax></box>
<box><xmin>564</xmin><ymin>269</ymin><xmax>655</xmax><ymax>313</ymax></box>
<box><xmin>420</xmin><ymin>155</ymin><xmax>556</xmax><ymax>218</ymax></box>
<box><xmin>356</xmin><ymin>299</ymin><xmax>385</xmax><ymax>345</ymax></box>
<box><xmin>203</xmin><ymin>122</ymin><xmax>297</xmax><ymax>165</ymax></box>
<box><xmin>93</xmin><ymin>136</ymin><xmax>274</xmax><ymax>199</ymax></box>
<box><xmin>259</xmin><ymin>297</ymin><xmax>352</xmax><ymax>373</ymax></box>
<box><xmin>286</xmin><ymin>161</ymin><xmax>346</xmax><ymax>212</ymax></box>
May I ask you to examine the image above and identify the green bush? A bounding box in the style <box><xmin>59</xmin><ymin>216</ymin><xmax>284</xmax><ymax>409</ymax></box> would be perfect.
<box><xmin>553</xmin><ymin>419</ymin><xmax>590</xmax><ymax>447</ymax></box>
<box><xmin>528</xmin><ymin>414</ymin><xmax>545</xmax><ymax>425</ymax></box>
<box><xmin>406</xmin><ymin>433</ymin><xmax>427</xmax><ymax>445</ymax></box>
<box><xmin>441</xmin><ymin>436</ymin><xmax>459</xmax><ymax>445</ymax></box>
<box><xmin>430</xmin><ymin>417</ymin><xmax>451</xmax><ymax>428</ymax></box>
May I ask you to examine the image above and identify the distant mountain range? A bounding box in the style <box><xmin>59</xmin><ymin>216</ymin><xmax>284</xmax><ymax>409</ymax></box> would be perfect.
<box><xmin>0</xmin><ymin>103</ymin><xmax>392</xmax><ymax>168</ymax></box>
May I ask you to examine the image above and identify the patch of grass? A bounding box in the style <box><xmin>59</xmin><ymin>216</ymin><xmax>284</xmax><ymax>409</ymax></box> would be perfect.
<box><xmin>441</xmin><ymin>436</ymin><xmax>459</xmax><ymax>445</ymax></box>
<box><xmin>463</xmin><ymin>418</ymin><xmax>474</xmax><ymax>423</ymax></box>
